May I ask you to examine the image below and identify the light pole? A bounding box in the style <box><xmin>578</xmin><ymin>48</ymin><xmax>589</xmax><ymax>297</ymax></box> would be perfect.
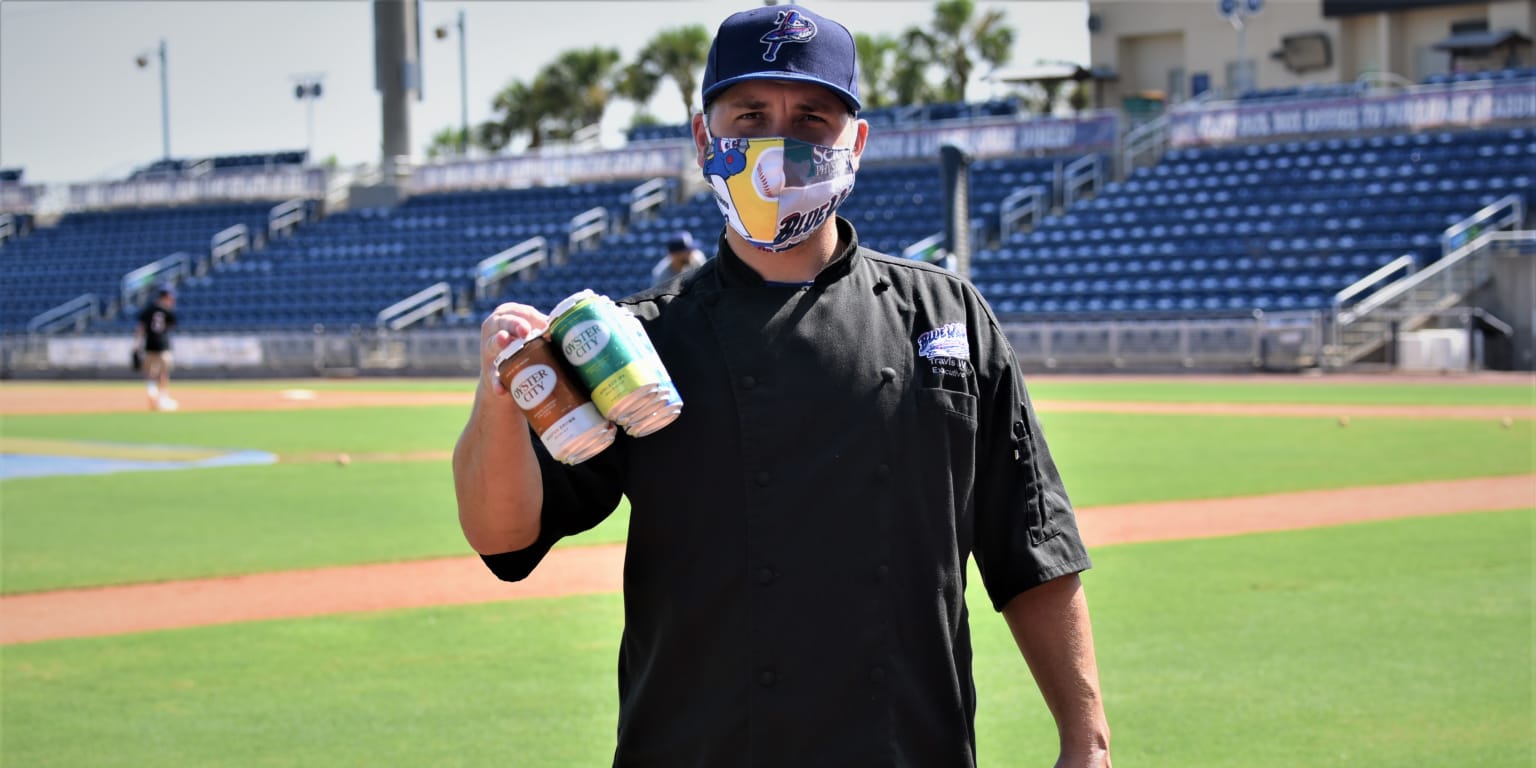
<box><xmin>434</xmin><ymin>9</ymin><xmax>469</xmax><ymax>156</ymax></box>
<box><xmin>135</xmin><ymin>39</ymin><xmax>170</xmax><ymax>161</ymax></box>
<box><xmin>1219</xmin><ymin>0</ymin><xmax>1265</xmax><ymax>95</ymax></box>
<box><xmin>292</xmin><ymin>74</ymin><xmax>325</xmax><ymax>161</ymax></box>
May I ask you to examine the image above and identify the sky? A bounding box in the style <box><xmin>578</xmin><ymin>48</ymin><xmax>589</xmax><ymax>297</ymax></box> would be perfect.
<box><xmin>0</xmin><ymin>0</ymin><xmax>1090</xmax><ymax>185</ymax></box>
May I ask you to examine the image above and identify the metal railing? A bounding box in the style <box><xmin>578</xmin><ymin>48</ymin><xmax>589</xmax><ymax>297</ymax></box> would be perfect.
<box><xmin>1121</xmin><ymin>113</ymin><xmax>1169</xmax><ymax>179</ymax></box>
<box><xmin>1329</xmin><ymin>230</ymin><xmax>1532</xmax><ymax>365</ymax></box>
<box><xmin>1440</xmin><ymin>194</ymin><xmax>1524</xmax><ymax>258</ymax></box>
<box><xmin>999</xmin><ymin>185</ymin><xmax>1049</xmax><ymax>239</ymax></box>
<box><xmin>268</xmin><ymin>198</ymin><xmax>309</xmax><ymax>239</ymax></box>
<box><xmin>902</xmin><ymin>232</ymin><xmax>947</xmax><ymax>264</ymax></box>
<box><xmin>376</xmin><ymin>282</ymin><xmax>452</xmax><ymax>331</ymax></box>
<box><xmin>210</xmin><ymin>224</ymin><xmax>250</xmax><ymax>270</ymax></box>
<box><xmin>121</xmin><ymin>252</ymin><xmax>191</xmax><ymax>312</ymax></box>
<box><xmin>1062</xmin><ymin>154</ymin><xmax>1102</xmax><ymax>209</ymax></box>
<box><xmin>474</xmin><ymin>237</ymin><xmax>548</xmax><ymax>300</ymax></box>
<box><xmin>27</xmin><ymin>294</ymin><xmax>99</xmax><ymax>334</ymax></box>
<box><xmin>628</xmin><ymin>177</ymin><xmax>671</xmax><ymax>221</ymax></box>
<box><xmin>1325</xmin><ymin>196</ymin><xmax>1529</xmax><ymax>366</ymax></box>
<box><xmin>1332</xmin><ymin>254</ymin><xmax>1418</xmax><ymax>323</ymax></box>
<box><xmin>567</xmin><ymin>206</ymin><xmax>609</xmax><ymax>253</ymax></box>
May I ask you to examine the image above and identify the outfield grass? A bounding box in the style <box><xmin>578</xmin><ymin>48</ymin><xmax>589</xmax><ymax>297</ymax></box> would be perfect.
<box><xmin>3</xmin><ymin>405</ymin><xmax>1531</xmax><ymax>593</ymax></box>
<box><xmin>2</xmin><ymin>378</ymin><xmax>1531</xmax><ymax>765</ymax></box>
<box><xmin>0</xmin><ymin>404</ymin><xmax>470</xmax><ymax>455</ymax></box>
<box><xmin>4</xmin><ymin>510</ymin><xmax>1529</xmax><ymax>767</ymax></box>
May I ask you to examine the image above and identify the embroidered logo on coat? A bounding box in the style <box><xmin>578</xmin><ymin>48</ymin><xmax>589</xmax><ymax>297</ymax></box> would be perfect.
<box><xmin>917</xmin><ymin>323</ymin><xmax>973</xmax><ymax>377</ymax></box>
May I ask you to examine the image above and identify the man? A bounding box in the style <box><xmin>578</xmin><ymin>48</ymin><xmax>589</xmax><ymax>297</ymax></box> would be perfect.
<box><xmin>134</xmin><ymin>285</ymin><xmax>178</xmax><ymax>411</ymax></box>
<box><xmin>453</xmin><ymin>4</ymin><xmax>1111</xmax><ymax>765</ymax></box>
<box><xmin>650</xmin><ymin>230</ymin><xmax>707</xmax><ymax>287</ymax></box>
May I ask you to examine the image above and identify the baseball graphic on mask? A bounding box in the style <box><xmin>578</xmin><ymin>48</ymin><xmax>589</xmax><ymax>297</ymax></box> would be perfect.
<box><xmin>752</xmin><ymin>146</ymin><xmax>785</xmax><ymax>202</ymax></box>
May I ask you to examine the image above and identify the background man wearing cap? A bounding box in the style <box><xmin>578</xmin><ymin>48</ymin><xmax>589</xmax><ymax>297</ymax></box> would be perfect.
<box><xmin>454</xmin><ymin>4</ymin><xmax>1111</xmax><ymax>765</ymax></box>
<box><xmin>650</xmin><ymin>230</ymin><xmax>707</xmax><ymax>287</ymax></box>
<box><xmin>134</xmin><ymin>285</ymin><xmax>178</xmax><ymax>411</ymax></box>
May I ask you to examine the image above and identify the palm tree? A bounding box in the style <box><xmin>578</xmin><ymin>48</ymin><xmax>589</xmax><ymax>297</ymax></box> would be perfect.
<box><xmin>854</xmin><ymin>32</ymin><xmax>901</xmax><ymax>110</ymax></box>
<box><xmin>541</xmin><ymin>46</ymin><xmax>623</xmax><ymax>140</ymax></box>
<box><xmin>632</xmin><ymin>25</ymin><xmax>710</xmax><ymax>116</ymax></box>
<box><xmin>614</xmin><ymin>59</ymin><xmax>664</xmax><ymax>125</ymax></box>
<box><xmin>906</xmin><ymin>0</ymin><xmax>1014</xmax><ymax>103</ymax></box>
<box><xmin>892</xmin><ymin>29</ymin><xmax>943</xmax><ymax>106</ymax></box>
<box><xmin>480</xmin><ymin>46</ymin><xmax>621</xmax><ymax>151</ymax></box>
<box><xmin>424</xmin><ymin>126</ymin><xmax>470</xmax><ymax>159</ymax></box>
<box><xmin>480</xmin><ymin>79</ymin><xmax>544</xmax><ymax>151</ymax></box>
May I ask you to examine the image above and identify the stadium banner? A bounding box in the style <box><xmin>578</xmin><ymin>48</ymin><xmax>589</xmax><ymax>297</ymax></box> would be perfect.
<box><xmin>46</xmin><ymin>336</ymin><xmax>265</xmax><ymax>369</ymax></box>
<box><xmin>411</xmin><ymin>144</ymin><xmax>695</xmax><ymax>193</ymax></box>
<box><xmin>1168</xmin><ymin>80</ymin><xmax>1536</xmax><ymax>147</ymax></box>
<box><xmin>861</xmin><ymin>113</ymin><xmax>1119</xmax><ymax>163</ymax></box>
<box><xmin>67</xmin><ymin>169</ymin><xmax>328</xmax><ymax>210</ymax></box>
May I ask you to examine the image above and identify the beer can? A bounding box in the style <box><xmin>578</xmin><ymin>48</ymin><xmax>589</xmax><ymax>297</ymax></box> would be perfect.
<box><xmin>495</xmin><ymin>333</ymin><xmax>616</xmax><ymax>465</ymax></box>
<box><xmin>547</xmin><ymin>290</ymin><xmax>683</xmax><ymax>437</ymax></box>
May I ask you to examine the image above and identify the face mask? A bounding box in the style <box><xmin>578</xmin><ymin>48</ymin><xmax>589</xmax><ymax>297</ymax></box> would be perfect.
<box><xmin>701</xmin><ymin>131</ymin><xmax>856</xmax><ymax>252</ymax></box>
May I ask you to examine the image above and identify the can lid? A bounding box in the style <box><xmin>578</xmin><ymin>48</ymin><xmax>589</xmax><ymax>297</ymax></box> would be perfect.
<box><xmin>549</xmin><ymin>289</ymin><xmax>599</xmax><ymax>322</ymax></box>
<box><xmin>492</xmin><ymin>335</ymin><xmax>530</xmax><ymax>370</ymax></box>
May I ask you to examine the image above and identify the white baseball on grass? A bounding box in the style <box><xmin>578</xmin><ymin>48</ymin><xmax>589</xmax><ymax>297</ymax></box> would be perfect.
<box><xmin>752</xmin><ymin>146</ymin><xmax>785</xmax><ymax>201</ymax></box>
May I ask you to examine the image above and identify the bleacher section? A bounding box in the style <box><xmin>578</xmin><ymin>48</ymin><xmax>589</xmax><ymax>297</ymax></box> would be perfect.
<box><xmin>5</xmin><ymin>93</ymin><xmax>1529</xmax><ymax>337</ymax></box>
<box><xmin>155</xmin><ymin>182</ymin><xmax>640</xmax><ymax>331</ymax></box>
<box><xmin>973</xmin><ymin>126</ymin><xmax>1534</xmax><ymax>315</ymax></box>
<box><xmin>473</xmin><ymin>152</ymin><xmax>1098</xmax><ymax>316</ymax></box>
<box><xmin>0</xmin><ymin>202</ymin><xmax>281</xmax><ymax>332</ymax></box>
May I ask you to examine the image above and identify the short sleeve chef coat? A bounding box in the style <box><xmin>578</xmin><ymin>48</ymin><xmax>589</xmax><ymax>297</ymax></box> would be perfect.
<box><xmin>482</xmin><ymin>217</ymin><xmax>1091</xmax><ymax>768</ymax></box>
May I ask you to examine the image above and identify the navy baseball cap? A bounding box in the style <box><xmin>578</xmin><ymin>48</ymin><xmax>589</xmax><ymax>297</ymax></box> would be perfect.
<box><xmin>666</xmin><ymin>231</ymin><xmax>695</xmax><ymax>252</ymax></box>
<box><xmin>702</xmin><ymin>4</ymin><xmax>861</xmax><ymax>113</ymax></box>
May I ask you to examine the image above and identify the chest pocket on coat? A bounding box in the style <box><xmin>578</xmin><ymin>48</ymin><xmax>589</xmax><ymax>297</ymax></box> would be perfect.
<box><xmin>912</xmin><ymin>386</ymin><xmax>979</xmax><ymax>515</ymax></box>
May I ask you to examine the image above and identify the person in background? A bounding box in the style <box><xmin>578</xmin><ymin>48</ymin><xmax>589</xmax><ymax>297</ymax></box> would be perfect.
<box><xmin>650</xmin><ymin>230</ymin><xmax>707</xmax><ymax>286</ymax></box>
<box><xmin>135</xmin><ymin>285</ymin><xmax>178</xmax><ymax>411</ymax></box>
<box><xmin>453</xmin><ymin>4</ymin><xmax>1111</xmax><ymax>765</ymax></box>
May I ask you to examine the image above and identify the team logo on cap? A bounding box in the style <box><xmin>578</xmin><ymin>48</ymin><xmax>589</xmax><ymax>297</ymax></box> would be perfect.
<box><xmin>760</xmin><ymin>10</ymin><xmax>816</xmax><ymax>62</ymax></box>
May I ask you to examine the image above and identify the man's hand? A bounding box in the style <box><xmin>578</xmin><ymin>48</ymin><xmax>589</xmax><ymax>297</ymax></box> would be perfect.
<box><xmin>480</xmin><ymin>303</ymin><xmax>550</xmax><ymax>396</ymax></box>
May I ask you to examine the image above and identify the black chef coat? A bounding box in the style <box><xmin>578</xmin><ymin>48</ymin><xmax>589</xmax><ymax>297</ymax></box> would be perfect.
<box><xmin>483</xmin><ymin>217</ymin><xmax>1091</xmax><ymax>767</ymax></box>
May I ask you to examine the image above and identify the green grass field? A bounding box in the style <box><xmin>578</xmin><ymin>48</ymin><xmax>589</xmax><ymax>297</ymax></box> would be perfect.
<box><xmin>2</xmin><ymin>377</ymin><xmax>1532</xmax><ymax>766</ymax></box>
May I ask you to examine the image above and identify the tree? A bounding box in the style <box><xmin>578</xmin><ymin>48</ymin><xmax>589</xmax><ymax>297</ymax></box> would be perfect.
<box><xmin>480</xmin><ymin>79</ymin><xmax>545</xmax><ymax>151</ymax></box>
<box><xmin>480</xmin><ymin>46</ymin><xmax>621</xmax><ymax>152</ymax></box>
<box><xmin>892</xmin><ymin>28</ymin><xmax>943</xmax><ymax>106</ymax></box>
<box><xmin>614</xmin><ymin>59</ymin><xmax>664</xmax><ymax>126</ymax></box>
<box><xmin>905</xmin><ymin>0</ymin><xmax>1014</xmax><ymax>103</ymax></box>
<box><xmin>854</xmin><ymin>32</ymin><xmax>901</xmax><ymax>110</ymax></box>
<box><xmin>638</xmin><ymin>25</ymin><xmax>710</xmax><ymax>116</ymax></box>
<box><xmin>541</xmin><ymin>46</ymin><xmax>623</xmax><ymax>141</ymax></box>
<box><xmin>425</xmin><ymin>126</ymin><xmax>470</xmax><ymax>159</ymax></box>
<box><xmin>614</xmin><ymin>24</ymin><xmax>709</xmax><ymax>127</ymax></box>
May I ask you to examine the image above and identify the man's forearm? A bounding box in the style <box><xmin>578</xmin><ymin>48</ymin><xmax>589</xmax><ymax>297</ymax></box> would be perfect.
<box><xmin>452</xmin><ymin>381</ymin><xmax>546</xmax><ymax>554</ymax></box>
<box><xmin>1003</xmin><ymin>574</ymin><xmax>1111</xmax><ymax>763</ymax></box>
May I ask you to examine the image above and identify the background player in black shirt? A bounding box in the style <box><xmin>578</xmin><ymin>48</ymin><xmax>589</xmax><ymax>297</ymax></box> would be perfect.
<box><xmin>135</xmin><ymin>285</ymin><xmax>178</xmax><ymax>411</ymax></box>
